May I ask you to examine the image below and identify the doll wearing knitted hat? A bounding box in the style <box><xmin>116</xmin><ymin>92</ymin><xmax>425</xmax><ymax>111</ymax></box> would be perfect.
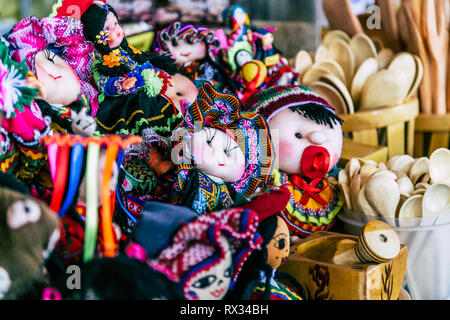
<box><xmin>80</xmin><ymin>2</ymin><xmax>187</xmax><ymax>136</ymax></box>
<box><xmin>171</xmin><ymin>82</ymin><xmax>274</xmax><ymax>215</ymax></box>
<box><xmin>244</xmin><ymin>85</ymin><xmax>345</xmax><ymax>237</ymax></box>
<box><xmin>153</xmin><ymin>21</ymin><xmax>236</xmax><ymax>90</ymax></box>
<box><xmin>8</xmin><ymin>16</ymin><xmax>98</xmax><ymax>136</ymax></box>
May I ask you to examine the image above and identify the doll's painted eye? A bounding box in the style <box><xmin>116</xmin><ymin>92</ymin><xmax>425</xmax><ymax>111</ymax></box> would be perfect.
<box><xmin>223</xmin><ymin>266</ymin><xmax>233</xmax><ymax>278</ymax></box>
<box><xmin>172</xmin><ymin>39</ymin><xmax>178</xmax><ymax>47</ymax></box>
<box><xmin>192</xmin><ymin>275</ymin><xmax>217</xmax><ymax>289</ymax></box>
<box><xmin>295</xmin><ymin>133</ymin><xmax>303</xmax><ymax>139</ymax></box>
<box><xmin>273</xmin><ymin>233</ymin><xmax>288</xmax><ymax>250</ymax></box>
<box><xmin>176</xmin><ymin>92</ymin><xmax>183</xmax><ymax>96</ymax></box>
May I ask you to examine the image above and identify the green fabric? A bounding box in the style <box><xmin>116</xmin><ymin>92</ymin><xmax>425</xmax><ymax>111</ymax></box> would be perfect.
<box><xmin>142</xmin><ymin>68</ymin><xmax>164</xmax><ymax>97</ymax></box>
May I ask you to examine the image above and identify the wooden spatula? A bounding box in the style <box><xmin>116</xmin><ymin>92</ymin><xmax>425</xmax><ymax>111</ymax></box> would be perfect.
<box><xmin>376</xmin><ymin>0</ymin><xmax>401</xmax><ymax>52</ymax></box>
<box><xmin>322</xmin><ymin>0</ymin><xmax>364</xmax><ymax>37</ymax></box>
<box><xmin>398</xmin><ymin>3</ymin><xmax>433</xmax><ymax>114</ymax></box>
<box><xmin>421</xmin><ymin>0</ymin><xmax>448</xmax><ymax>115</ymax></box>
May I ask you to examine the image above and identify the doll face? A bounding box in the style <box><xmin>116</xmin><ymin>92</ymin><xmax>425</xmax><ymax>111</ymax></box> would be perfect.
<box><xmin>266</xmin><ymin>216</ymin><xmax>290</xmax><ymax>270</ymax></box>
<box><xmin>235</xmin><ymin>50</ymin><xmax>253</xmax><ymax>69</ymax></box>
<box><xmin>188</xmin><ymin>239</ymin><xmax>233</xmax><ymax>300</ymax></box>
<box><xmin>71</xmin><ymin>108</ymin><xmax>97</xmax><ymax>136</ymax></box>
<box><xmin>167</xmin><ymin>39</ymin><xmax>207</xmax><ymax>66</ymax></box>
<box><xmin>232</xmin><ymin>7</ymin><xmax>248</xmax><ymax>26</ymax></box>
<box><xmin>189</xmin><ymin>128</ymin><xmax>245</xmax><ymax>183</ymax></box>
<box><xmin>269</xmin><ymin>108</ymin><xmax>343</xmax><ymax>176</ymax></box>
<box><xmin>34</xmin><ymin>49</ymin><xmax>81</xmax><ymax>106</ymax></box>
<box><xmin>162</xmin><ymin>73</ymin><xmax>199</xmax><ymax>113</ymax></box>
<box><xmin>104</xmin><ymin>12</ymin><xmax>125</xmax><ymax>49</ymax></box>
<box><xmin>261</xmin><ymin>33</ymin><xmax>274</xmax><ymax>47</ymax></box>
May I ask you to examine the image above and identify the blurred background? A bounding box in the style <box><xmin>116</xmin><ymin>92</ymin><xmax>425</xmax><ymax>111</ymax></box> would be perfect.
<box><xmin>0</xmin><ymin>0</ymin><xmax>376</xmax><ymax>57</ymax></box>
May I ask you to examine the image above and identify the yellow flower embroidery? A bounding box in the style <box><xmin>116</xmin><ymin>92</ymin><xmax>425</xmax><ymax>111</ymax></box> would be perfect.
<box><xmin>96</xmin><ymin>31</ymin><xmax>110</xmax><ymax>45</ymax></box>
<box><xmin>102</xmin><ymin>52</ymin><xmax>121</xmax><ymax>68</ymax></box>
<box><xmin>128</xmin><ymin>44</ymin><xmax>142</xmax><ymax>55</ymax></box>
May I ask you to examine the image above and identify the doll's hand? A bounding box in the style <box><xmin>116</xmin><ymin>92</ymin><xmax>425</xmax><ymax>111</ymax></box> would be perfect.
<box><xmin>26</xmin><ymin>75</ymin><xmax>47</xmax><ymax>100</ymax></box>
<box><xmin>122</xmin><ymin>77</ymin><xmax>137</xmax><ymax>90</ymax></box>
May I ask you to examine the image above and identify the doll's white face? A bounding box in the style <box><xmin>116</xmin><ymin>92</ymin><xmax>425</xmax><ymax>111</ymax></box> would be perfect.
<box><xmin>34</xmin><ymin>49</ymin><xmax>81</xmax><ymax>106</ymax></box>
<box><xmin>104</xmin><ymin>12</ymin><xmax>125</xmax><ymax>49</ymax></box>
<box><xmin>188</xmin><ymin>239</ymin><xmax>233</xmax><ymax>300</ymax></box>
<box><xmin>269</xmin><ymin>108</ymin><xmax>343</xmax><ymax>176</ymax></box>
<box><xmin>262</xmin><ymin>33</ymin><xmax>274</xmax><ymax>47</ymax></box>
<box><xmin>71</xmin><ymin>108</ymin><xmax>97</xmax><ymax>136</ymax></box>
<box><xmin>162</xmin><ymin>73</ymin><xmax>199</xmax><ymax>113</ymax></box>
<box><xmin>167</xmin><ymin>39</ymin><xmax>207</xmax><ymax>66</ymax></box>
<box><xmin>233</xmin><ymin>7</ymin><xmax>248</xmax><ymax>26</ymax></box>
<box><xmin>189</xmin><ymin>128</ymin><xmax>245</xmax><ymax>183</ymax></box>
<box><xmin>235</xmin><ymin>50</ymin><xmax>253</xmax><ymax>69</ymax></box>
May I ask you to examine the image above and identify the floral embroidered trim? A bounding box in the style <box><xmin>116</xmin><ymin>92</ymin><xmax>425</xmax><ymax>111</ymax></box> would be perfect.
<box><xmin>96</xmin><ymin>31</ymin><xmax>110</xmax><ymax>45</ymax></box>
<box><xmin>102</xmin><ymin>52</ymin><xmax>120</xmax><ymax>68</ymax></box>
<box><xmin>128</xmin><ymin>44</ymin><xmax>142</xmax><ymax>55</ymax></box>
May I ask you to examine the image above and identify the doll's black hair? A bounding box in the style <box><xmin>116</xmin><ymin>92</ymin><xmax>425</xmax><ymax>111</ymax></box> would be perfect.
<box><xmin>225</xmin><ymin>214</ymin><xmax>305</xmax><ymax>300</ymax></box>
<box><xmin>289</xmin><ymin>103</ymin><xmax>343</xmax><ymax>129</ymax></box>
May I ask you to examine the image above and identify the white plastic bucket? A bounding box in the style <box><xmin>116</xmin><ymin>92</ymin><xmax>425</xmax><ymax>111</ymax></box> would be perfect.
<box><xmin>338</xmin><ymin>208</ymin><xmax>450</xmax><ymax>300</ymax></box>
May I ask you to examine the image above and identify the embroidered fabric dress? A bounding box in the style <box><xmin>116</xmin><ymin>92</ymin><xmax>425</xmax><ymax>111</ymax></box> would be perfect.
<box><xmin>92</xmin><ymin>46</ymin><xmax>182</xmax><ymax>136</ymax></box>
<box><xmin>251</xmin><ymin>270</ymin><xmax>302</xmax><ymax>300</ymax></box>
<box><xmin>271</xmin><ymin>169</ymin><xmax>344</xmax><ymax>237</ymax></box>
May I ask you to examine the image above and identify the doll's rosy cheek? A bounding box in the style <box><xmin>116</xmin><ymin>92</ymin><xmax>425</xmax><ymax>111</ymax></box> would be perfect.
<box><xmin>278</xmin><ymin>140</ymin><xmax>293</xmax><ymax>159</ymax></box>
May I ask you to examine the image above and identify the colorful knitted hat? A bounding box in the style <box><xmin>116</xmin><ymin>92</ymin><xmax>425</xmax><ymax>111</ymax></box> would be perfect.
<box><xmin>49</xmin><ymin>0</ymin><xmax>103</xmax><ymax>19</ymax></box>
<box><xmin>153</xmin><ymin>21</ymin><xmax>220</xmax><ymax>62</ymax></box>
<box><xmin>175</xmin><ymin>82</ymin><xmax>275</xmax><ymax>197</ymax></box>
<box><xmin>7</xmin><ymin>16</ymin><xmax>98</xmax><ymax>111</ymax></box>
<box><xmin>243</xmin><ymin>85</ymin><xmax>341</xmax><ymax>125</ymax></box>
<box><xmin>148</xmin><ymin>207</ymin><xmax>262</xmax><ymax>300</ymax></box>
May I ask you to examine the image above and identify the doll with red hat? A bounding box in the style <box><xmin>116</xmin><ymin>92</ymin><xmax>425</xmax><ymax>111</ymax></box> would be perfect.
<box><xmin>243</xmin><ymin>85</ymin><xmax>345</xmax><ymax>237</ymax></box>
<box><xmin>226</xmin><ymin>186</ymin><xmax>305</xmax><ymax>300</ymax></box>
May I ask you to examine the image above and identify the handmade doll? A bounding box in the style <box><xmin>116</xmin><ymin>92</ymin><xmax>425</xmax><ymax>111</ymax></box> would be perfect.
<box><xmin>70</xmin><ymin>256</ymin><xmax>186</xmax><ymax>300</ymax></box>
<box><xmin>153</xmin><ymin>21</ymin><xmax>236</xmax><ymax>90</ymax></box>
<box><xmin>252</xmin><ymin>28</ymin><xmax>298</xmax><ymax>87</ymax></box>
<box><xmin>132</xmin><ymin>201</ymin><xmax>262</xmax><ymax>300</ymax></box>
<box><xmin>221</xmin><ymin>5</ymin><xmax>252</xmax><ymax>49</ymax></box>
<box><xmin>80</xmin><ymin>2</ymin><xmax>187</xmax><ymax>136</ymax></box>
<box><xmin>7</xmin><ymin>16</ymin><xmax>99</xmax><ymax>136</ymax></box>
<box><xmin>0</xmin><ymin>35</ymin><xmax>53</xmax><ymax>183</ymax></box>
<box><xmin>171</xmin><ymin>82</ymin><xmax>274</xmax><ymax>215</ymax></box>
<box><xmin>227</xmin><ymin>187</ymin><xmax>305</xmax><ymax>300</ymax></box>
<box><xmin>0</xmin><ymin>172</ymin><xmax>60</xmax><ymax>300</ymax></box>
<box><xmin>243</xmin><ymin>85</ymin><xmax>345</xmax><ymax>237</ymax></box>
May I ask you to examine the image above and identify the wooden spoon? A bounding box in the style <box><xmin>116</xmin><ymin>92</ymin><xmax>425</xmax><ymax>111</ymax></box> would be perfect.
<box><xmin>320</xmin><ymin>74</ymin><xmax>355</xmax><ymax>114</ymax></box>
<box><xmin>322</xmin><ymin>0</ymin><xmax>364</xmax><ymax>37</ymax></box>
<box><xmin>313</xmin><ymin>59</ymin><xmax>347</xmax><ymax>85</ymax></box>
<box><xmin>315</xmin><ymin>45</ymin><xmax>328</xmax><ymax>63</ymax></box>
<box><xmin>376</xmin><ymin>0</ymin><xmax>401</xmax><ymax>52</ymax></box>
<box><xmin>377</xmin><ymin>48</ymin><xmax>394</xmax><ymax>70</ymax></box>
<box><xmin>350</xmin><ymin>33</ymin><xmax>378</xmax><ymax>70</ymax></box>
<box><xmin>323</xmin><ymin>30</ymin><xmax>351</xmax><ymax>47</ymax></box>
<box><xmin>398</xmin><ymin>3</ymin><xmax>433</xmax><ymax>114</ymax></box>
<box><xmin>429</xmin><ymin>148</ymin><xmax>450</xmax><ymax>185</ymax></box>
<box><xmin>388</xmin><ymin>52</ymin><xmax>417</xmax><ymax>99</ymax></box>
<box><xmin>421</xmin><ymin>0</ymin><xmax>449</xmax><ymax>115</ymax></box>
<box><xmin>327</xmin><ymin>39</ymin><xmax>356</xmax><ymax>87</ymax></box>
<box><xmin>405</xmin><ymin>55</ymin><xmax>424</xmax><ymax>102</ymax></box>
<box><xmin>351</xmin><ymin>57</ymin><xmax>379</xmax><ymax>104</ymax></box>
<box><xmin>360</xmin><ymin>69</ymin><xmax>408</xmax><ymax>110</ymax></box>
<box><xmin>308</xmin><ymin>81</ymin><xmax>347</xmax><ymax>115</ymax></box>
<box><xmin>365</xmin><ymin>175</ymin><xmax>400</xmax><ymax>219</ymax></box>
<box><xmin>422</xmin><ymin>183</ymin><xmax>450</xmax><ymax>216</ymax></box>
<box><xmin>302</xmin><ymin>66</ymin><xmax>333</xmax><ymax>86</ymax></box>
<box><xmin>295</xmin><ymin>50</ymin><xmax>314</xmax><ymax>80</ymax></box>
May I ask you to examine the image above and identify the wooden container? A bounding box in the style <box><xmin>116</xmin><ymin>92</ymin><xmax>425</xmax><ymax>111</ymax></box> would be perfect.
<box><xmin>340</xmin><ymin>99</ymin><xmax>419</xmax><ymax>161</ymax></box>
<box><xmin>414</xmin><ymin>114</ymin><xmax>450</xmax><ymax>157</ymax></box>
<box><xmin>279</xmin><ymin>231</ymin><xmax>408</xmax><ymax>300</ymax></box>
